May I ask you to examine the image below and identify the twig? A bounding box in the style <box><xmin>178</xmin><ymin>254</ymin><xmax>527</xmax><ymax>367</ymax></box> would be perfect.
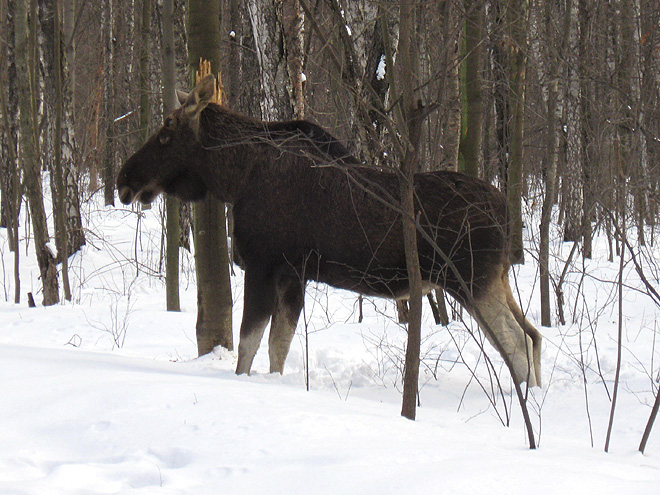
<box><xmin>605</xmin><ymin>239</ymin><xmax>625</xmax><ymax>452</ymax></box>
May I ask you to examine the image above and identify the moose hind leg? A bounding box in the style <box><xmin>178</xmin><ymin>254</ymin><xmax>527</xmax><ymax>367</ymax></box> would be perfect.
<box><xmin>236</xmin><ymin>269</ymin><xmax>276</xmax><ymax>375</ymax></box>
<box><xmin>472</xmin><ymin>275</ymin><xmax>538</xmax><ymax>387</ymax></box>
<box><xmin>502</xmin><ymin>269</ymin><xmax>542</xmax><ymax>387</ymax></box>
<box><xmin>269</xmin><ymin>276</ymin><xmax>305</xmax><ymax>374</ymax></box>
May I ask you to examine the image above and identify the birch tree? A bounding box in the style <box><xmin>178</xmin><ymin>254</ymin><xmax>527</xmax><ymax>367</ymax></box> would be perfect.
<box><xmin>246</xmin><ymin>0</ymin><xmax>291</xmax><ymax>120</ymax></box>
<box><xmin>15</xmin><ymin>0</ymin><xmax>59</xmax><ymax>305</ymax></box>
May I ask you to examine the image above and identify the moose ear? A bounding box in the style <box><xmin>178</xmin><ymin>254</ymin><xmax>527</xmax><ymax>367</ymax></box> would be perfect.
<box><xmin>176</xmin><ymin>89</ymin><xmax>189</xmax><ymax>107</ymax></box>
<box><xmin>182</xmin><ymin>75</ymin><xmax>216</xmax><ymax>118</ymax></box>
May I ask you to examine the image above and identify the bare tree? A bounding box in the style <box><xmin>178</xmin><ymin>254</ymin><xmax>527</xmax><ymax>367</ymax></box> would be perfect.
<box><xmin>537</xmin><ymin>0</ymin><xmax>567</xmax><ymax>327</ymax></box>
<box><xmin>245</xmin><ymin>0</ymin><xmax>291</xmax><ymax>120</ymax></box>
<box><xmin>459</xmin><ymin>0</ymin><xmax>484</xmax><ymax>178</ymax></box>
<box><xmin>393</xmin><ymin>0</ymin><xmax>424</xmax><ymax>421</ymax></box>
<box><xmin>14</xmin><ymin>0</ymin><xmax>59</xmax><ymax>305</ymax></box>
<box><xmin>101</xmin><ymin>0</ymin><xmax>115</xmax><ymax>206</ymax></box>
<box><xmin>0</xmin><ymin>0</ymin><xmax>21</xmax><ymax>304</ymax></box>
<box><xmin>52</xmin><ymin>0</ymin><xmax>72</xmax><ymax>300</ymax></box>
<box><xmin>188</xmin><ymin>2</ymin><xmax>233</xmax><ymax>355</ymax></box>
<box><xmin>505</xmin><ymin>0</ymin><xmax>528</xmax><ymax>265</ymax></box>
<box><xmin>138</xmin><ymin>0</ymin><xmax>151</xmax><ymax>144</ymax></box>
<box><xmin>163</xmin><ymin>0</ymin><xmax>180</xmax><ymax>312</ymax></box>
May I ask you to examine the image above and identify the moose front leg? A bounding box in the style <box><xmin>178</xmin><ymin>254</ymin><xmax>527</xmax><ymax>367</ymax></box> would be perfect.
<box><xmin>236</xmin><ymin>268</ymin><xmax>276</xmax><ymax>375</ymax></box>
<box><xmin>268</xmin><ymin>276</ymin><xmax>305</xmax><ymax>374</ymax></box>
<box><xmin>472</xmin><ymin>276</ymin><xmax>538</xmax><ymax>388</ymax></box>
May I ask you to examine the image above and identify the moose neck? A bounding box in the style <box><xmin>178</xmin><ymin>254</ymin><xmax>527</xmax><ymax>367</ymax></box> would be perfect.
<box><xmin>196</xmin><ymin>106</ymin><xmax>265</xmax><ymax>204</ymax></box>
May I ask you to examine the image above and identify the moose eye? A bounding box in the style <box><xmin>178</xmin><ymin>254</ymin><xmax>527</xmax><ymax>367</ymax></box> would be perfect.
<box><xmin>164</xmin><ymin>117</ymin><xmax>176</xmax><ymax>129</ymax></box>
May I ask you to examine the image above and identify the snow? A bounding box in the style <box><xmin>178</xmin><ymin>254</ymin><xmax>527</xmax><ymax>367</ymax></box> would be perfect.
<box><xmin>1</xmin><ymin>192</ymin><xmax>660</xmax><ymax>494</ymax></box>
<box><xmin>45</xmin><ymin>242</ymin><xmax>58</xmax><ymax>260</ymax></box>
<box><xmin>113</xmin><ymin>110</ymin><xmax>136</xmax><ymax>124</ymax></box>
<box><xmin>376</xmin><ymin>54</ymin><xmax>386</xmax><ymax>81</ymax></box>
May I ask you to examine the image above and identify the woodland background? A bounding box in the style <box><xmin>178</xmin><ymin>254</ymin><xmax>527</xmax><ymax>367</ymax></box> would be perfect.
<box><xmin>2</xmin><ymin>0</ymin><xmax>660</xmax><ymax>448</ymax></box>
<box><xmin>2</xmin><ymin>0</ymin><xmax>660</xmax><ymax>312</ymax></box>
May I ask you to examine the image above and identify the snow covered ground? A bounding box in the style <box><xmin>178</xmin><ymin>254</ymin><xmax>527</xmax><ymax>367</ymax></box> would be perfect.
<box><xmin>1</xmin><ymin>192</ymin><xmax>660</xmax><ymax>494</ymax></box>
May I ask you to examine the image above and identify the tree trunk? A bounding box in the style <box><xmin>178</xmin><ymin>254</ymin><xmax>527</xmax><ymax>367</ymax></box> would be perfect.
<box><xmin>163</xmin><ymin>0</ymin><xmax>180</xmax><ymax>312</ymax></box>
<box><xmin>102</xmin><ymin>0</ymin><xmax>115</xmax><ymax>206</ymax></box>
<box><xmin>442</xmin><ymin>0</ymin><xmax>461</xmax><ymax>171</ymax></box>
<box><xmin>396</xmin><ymin>0</ymin><xmax>423</xmax><ymax>421</ymax></box>
<box><xmin>578</xmin><ymin>0</ymin><xmax>594</xmax><ymax>259</ymax></box>
<box><xmin>459</xmin><ymin>0</ymin><xmax>484</xmax><ymax>177</ymax></box>
<box><xmin>340</xmin><ymin>0</ymin><xmax>380</xmax><ymax>163</ymax></box>
<box><xmin>282</xmin><ymin>0</ymin><xmax>305</xmax><ymax>119</ymax></box>
<box><xmin>138</xmin><ymin>0</ymin><xmax>151</xmax><ymax>144</ymax></box>
<box><xmin>193</xmin><ymin>195</ymin><xmax>233</xmax><ymax>353</ymax></box>
<box><xmin>246</xmin><ymin>0</ymin><xmax>291</xmax><ymax>120</ymax></box>
<box><xmin>540</xmin><ymin>77</ymin><xmax>559</xmax><ymax>327</ymax></box>
<box><xmin>15</xmin><ymin>0</ymin><xmax>59</xmax><ymax>306</ymax></box>
<box><xmin>0</xmin><ymin>3</ymin><xmax>21</xmax><ymax>303</ymax></box>
<box><xmin>539</xmin><ymin>0</ymin><xmax>568</xmax><ymax>327</ymax></box>
<box><xmin>188</xmin><ymin>0</ymin><xmax>233</xmax><ymax>354</ymax></box>
<box><xmin>53</xmin><ymin>0</ymin><xmax>72</xmax><ymax>301</ymax></box>
<box><xmin>60</xmin><ymin>0</ymin><xmax>84</xmax><ymax>258</ymax></box>
<box><xmin>562</xmin><ymin>0</ymin><xmax>582</xmax><ymax>243</ymax></box>
<box><xmin>505</xmin><ymin>0</ymin><xmax>528</xmax><ymax>265</ymax></box>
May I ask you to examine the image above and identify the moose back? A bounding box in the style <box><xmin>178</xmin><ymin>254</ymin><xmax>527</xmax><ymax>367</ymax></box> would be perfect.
<box><xmin>117</xmin><ymin>76</ymin><xmax>542</xmax><ymax>387</ymax></box>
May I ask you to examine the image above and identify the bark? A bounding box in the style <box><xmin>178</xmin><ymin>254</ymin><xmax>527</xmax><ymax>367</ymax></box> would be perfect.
<box><xmin>138</xmin><ymin>0</ymin><xmax>151</xmax><ymax>143</ymax></box>
<box><xmin>0</xmin><ymin>0</ymin><xmax>21</xmax><ymax>303</ymax></box>
<box><xmin>102</xmin><ymin>0</ymin><xmax>115</xmax><ymax>206</ymax></box>
<box><xmin>605</xmin><ymin>233</ymin><xmax>626</xmax><ymax>452</ymax></box>
<box><xmin>282</xmin><ymin>0</ymin><xmax>305</xmax><ymax>119</ymax></box>
<box><xmin>629</xmin><ymin>0</ymin><xmax>648</xmax><ymax>247</ymax></box>
<box><xmin>193</xmin><ymin>195</ymin><xmax>233</xmax><ymax>353</ymax></box>
<box><xmin>505</xmin><ymin>0</ymin><xmax>528</xmax><ymax>265</ymax></box>
<box><xmin>246</xmin><ymin>0</ymin><xmax>291</xmax><ymax>120</ymax></box>
<box><xmin>578</xmin><ymin>0</ymin><xmax>594</xmax><ymax>259</ymax></box>
<box><xmin>315</xmin><ymin>0</ymin><xmax>380</xmax><ymax>163</ymax></box>
<box><xmin>490</xmin><ymin>2</ymin><xmax>506</xmax><ymax>189</ymax></box>
<box><xmin>396</xmin><ymin>0</ymin><xmax>423</xmax><ymax>421</ymax></box>
<box><xmin>442</xmin><ymin>0</ymin><xmax>461</xmax><ymax>171</ymax></box>
<box><xmin>15</xmin><ymin>0</ymin><xmax>59</xmax><ymax>305</ymax></box>
<box><xmin>61</xmin><ymin>0</ymin><xmax>84</xmax><ymax>257</ymax></box>
<box><xmin>459</xmin><ymin>0</ymin><xmax>484</xmax><ymax>177</ymax></box>
<box><xmin>53</xmin><ymin>0</ymin><xmax>72</xmax><ymax>301</ymax></box>
<box><xmin>539</xmin><ymin>0</ymin><xmax>567</xmax><ymax>327</ymax></box>
<box><xmin>40</xmin><ymin>0</ymin><xmax>84</xmax><ymax>267</ymax></box>
<box><xmin>562</xmin><ymin>0</ymin><xmax>582</xmax><ymax>242</ymax></box>
<box><xmin>639</xmin><ymin>384</ymin><xmax>660</xmax><ymax>453</ymax></box>
<box><xmin>163</xmin><ymin>0</ymin><xmax>180</xmax><ymax>312</ymax></box>
<box><xmin>188</xmin><ymin>0</ymin><xmax>233</xmax><ymax>354</ymax></box>
<box><xmin>61</xmin><ymin>61</ymin><xmax>84</xmax><ymax>255</ymax></box>
<box><xmin>341</xmin><ymin>0</ymin><xmax>381</xmax><ymax>162</ymax></box>
<box><xmin>638</xmin><ymin>0</ymin><xmax>657</xmax><ymax>237</ymax></box>
<box><xmin>540</xmin><ymin>79</ymin><xmax>558</xmax><ymax>327</ymax></box>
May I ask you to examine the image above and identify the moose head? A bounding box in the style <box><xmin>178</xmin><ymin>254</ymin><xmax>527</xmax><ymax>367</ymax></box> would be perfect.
<box><xmin>116</xmin><ymin>75</ymin><xmax>217</xmax><ymax>206</ymax></box>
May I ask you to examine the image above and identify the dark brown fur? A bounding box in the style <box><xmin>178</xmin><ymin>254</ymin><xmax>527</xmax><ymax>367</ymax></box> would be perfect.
<box><xmin>117</xmin><ymin>76</ymin><xmax>542</xmax><ymax>385</ymax></box>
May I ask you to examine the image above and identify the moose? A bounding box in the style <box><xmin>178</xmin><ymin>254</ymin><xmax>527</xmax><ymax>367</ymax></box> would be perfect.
<box><xmin>117</xmin><ymin>76</ymin><xmax>542</xmax><ymax>387</ymax></box>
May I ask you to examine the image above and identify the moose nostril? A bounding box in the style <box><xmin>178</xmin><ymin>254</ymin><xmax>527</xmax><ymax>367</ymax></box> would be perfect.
<box><xmin>118</xmin><ymin>186</ymin><xmax>134</xmax><ymax>205</ymax></box>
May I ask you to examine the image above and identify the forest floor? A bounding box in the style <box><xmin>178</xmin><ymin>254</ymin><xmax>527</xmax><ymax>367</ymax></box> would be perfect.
<box><xmin>1</xmin><ymin>191</ymin><xmax>659</xmax><ymax>494</ymax></box>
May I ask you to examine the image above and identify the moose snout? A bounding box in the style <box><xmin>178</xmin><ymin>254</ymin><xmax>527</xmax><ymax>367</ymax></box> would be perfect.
<box><xmin>117</xmin><ymin>185</ymin><xmax>135</xmax><ymax>205</ymax></box>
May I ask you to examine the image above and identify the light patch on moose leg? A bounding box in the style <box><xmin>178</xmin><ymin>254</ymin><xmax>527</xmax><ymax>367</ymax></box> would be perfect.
<box><xmin>473</xmin><ymin>277</ymin><xmax>538</xmax><ymax>387</ymax></box>
<box><xmin>235</xmin><ymin>270</ymin><xmax>276</xmax><ymax>375</ymax></box>
<box><xmin>236</xmin><ymin>316</ymin><xmax>271</xmax><ymax>375</ymax></box>
<box><xmin>268</xmin><ymin>277</ymin><xmax>304</xmax><ymax>374</ymax></box>
<box><xmin>502</xmin><ymin>269</ymin><xmax>543</xmax><ymax>387</ymax></box>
